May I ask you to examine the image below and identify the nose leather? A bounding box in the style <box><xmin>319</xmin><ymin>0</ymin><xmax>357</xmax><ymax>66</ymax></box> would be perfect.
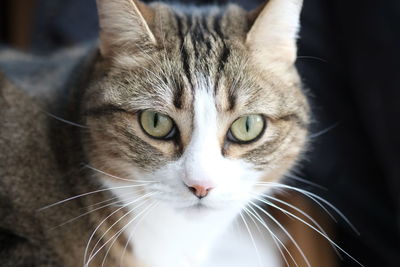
<box><xmin>186</xmin><ymin>183</ymin><xmax>214</xmax><ymax>198</ymax></box>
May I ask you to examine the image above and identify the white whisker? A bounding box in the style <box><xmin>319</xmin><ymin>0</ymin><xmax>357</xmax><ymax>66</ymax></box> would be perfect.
<box><xmin>101</xmin><ymin>201</ymin><xmax>159</xmax><ymax>267</ymax></box>
<box><xmin>119</xmin><ymin>202</ymin><xmax>160</xmax><ymax>267</ymax></box>
<box><xmin>258</xmin><ymin>193</ymin><xmax>340</xmax><ymax>256</ymax></box>
<box><xmin>296</xmin><ymin>55</ymin><xmax>329</xmax><ymax>63</ymax></box>
<box><xmin>249</xmin><ymin>200</ymin><xmax>312</xmax><ymax>267</ymax></box>
<box><xmin>258</xmin><ymin>182</ymin><xmax>359</xmax><ymax>234</ymax></box>
<box><xmin>86</xmin><ymin>201</ymin><xmax>157</xmax><ymax>266</ymax></box>
<box><xmin>84</xmin><ymin>193</ymin><xmax>156</xmax><ymax>262</ymax></box>
<box><xmin>83</xmin><ymin>200</ymin><xmax>133</xmax><ymax>267</ymax></box>
<box><xmin>284</xmin><ymin>173</ymin><xmax>327</xmax><ymax>190</ymax></box>
<box><xmin>48</xmin><ymin>195</ymin><xmax>138</xmax><ymax>231</ymax></box>
<box><xmin>309</xmin><ymin>122</ymin><xmax>340</xmax><ymax>139</ymax></box>
<box><xmin>38</xmin><ymin>184</ymin><xmax>149</xmax><ymax>211</ymax></box>
<box><xmin>244</xmin><ymin>205</ymin><xmax>266</xmax><ymax>244</ymax></box>
<box><xmin>239</xmin><ymin>211</ymin><xmax>263</xmax><ymax>267</ymax></box>
<box><xmin>251</xmin><ymin>197</ymin><xmax>364</xmax><ymax>266</ymax></box>
<box><xmin>83</xmin><ymin>192</ymin><xmax>156</xmax><ymax>266</ymax></box>
<box><xmin>79</xmin><ymin>191</ymin><xmax>136</xmax><ymax>211</ymax></box>
<box><xmin>84</xmin><ymin>164</ymin><xmax>155</xmax><ymax>183</ymax></box>
<box><xmin>45</xmin><ymin>111</ymin><xmax>88</xmax><ymax>128</ymax></box>
<box><xmin>244</xmin><ymin>205</ymin><xmax>295</xmax><ymax>267</ymax></box>
<box><xmin>256</xmin><ymin>182</ymin><xmax>337</xmax><ymax>225</ymax></box>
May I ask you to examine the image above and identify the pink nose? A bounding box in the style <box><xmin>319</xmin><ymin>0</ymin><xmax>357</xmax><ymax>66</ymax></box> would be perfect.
<box><xmin>187</xmin><ymin>184</ymin><xmax>214</xmax><ymax>199</ymax></box>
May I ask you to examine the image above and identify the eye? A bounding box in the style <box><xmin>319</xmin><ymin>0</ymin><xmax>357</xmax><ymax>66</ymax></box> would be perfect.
<box><xmin>140</xmin><ymin>111</ymin><xmax>175</xmax><ymax>139</ymax></box>
<box><xmin>228</xmin><ymin>115</ymin><xmax>265</xmax><ymax>143</ymax></box>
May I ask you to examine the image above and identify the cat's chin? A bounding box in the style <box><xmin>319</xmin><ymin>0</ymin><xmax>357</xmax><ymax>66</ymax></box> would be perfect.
<box><xmin>176</xmin><ymin>203</ymin><xmax>218</xmax><ymax>217</ymax></box>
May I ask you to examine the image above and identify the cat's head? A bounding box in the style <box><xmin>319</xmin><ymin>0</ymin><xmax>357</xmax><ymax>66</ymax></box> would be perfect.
<box><xmin>82</xmin><ymin>0</ymin><xmax>308</xmax><ymax>215</ymax></box>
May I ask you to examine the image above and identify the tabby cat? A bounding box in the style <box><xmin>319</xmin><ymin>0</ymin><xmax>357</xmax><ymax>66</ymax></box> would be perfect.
<box><xmin>0</xmin><ymin>0</ymin><xmax>309</xmax><ymax>266</ymax></box>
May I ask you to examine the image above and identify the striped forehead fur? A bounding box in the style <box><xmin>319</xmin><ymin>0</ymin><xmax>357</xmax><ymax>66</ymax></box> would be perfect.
<box><xmin>91</xmin><ymin>4</ymin><xmax>307</xmax><ymax>113</ymax></box>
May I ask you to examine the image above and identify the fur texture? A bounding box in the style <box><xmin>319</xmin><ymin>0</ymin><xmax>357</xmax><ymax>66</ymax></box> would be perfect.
<box><xmin>0</xmin><ymin>0</ymin><xmax>309</xmax><ymax>266</ymax></box>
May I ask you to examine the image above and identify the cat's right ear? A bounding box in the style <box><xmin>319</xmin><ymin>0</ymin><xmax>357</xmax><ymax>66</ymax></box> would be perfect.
<box><xmin>96</xmin><ymin>0</ymin><xmax>157</xmax><ymax>57</ymax></box>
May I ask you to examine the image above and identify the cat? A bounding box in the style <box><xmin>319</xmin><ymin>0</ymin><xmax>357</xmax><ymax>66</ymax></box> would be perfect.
<box><xmin>0</xmin><ymin>0</ymin><xmax>309</xmax><ymax>266</ymax></box>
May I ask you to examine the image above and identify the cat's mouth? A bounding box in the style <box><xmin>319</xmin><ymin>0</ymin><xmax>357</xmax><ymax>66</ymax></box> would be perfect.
<box><xmin>177</xmin><ymin>202</ymin><xmax>216</xmax><ymax>213</ymax></box>
<box><xmin>176</xmin><ymin>202</ymin><xmax>219</xmax><ymax>217</ymax></box>
<box><xmin>191</xmin><ymin>202</ymin><xmax>210</xmax><ymax>210</ymax></box>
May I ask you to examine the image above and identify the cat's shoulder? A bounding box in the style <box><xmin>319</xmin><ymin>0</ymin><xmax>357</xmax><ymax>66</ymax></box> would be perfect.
<box><xmin>0</xmin><ymin>69</ymin><xmax>56</xmax><ymax>211</ymax></box>
<box><xmin>0</xmin><ymin>50</ymin><xmax>93</xmax><ymax>267</ymax></box>
<box><xmin>0</xmin><ymin>46</ymin><xmax>91</xmax><ymax>217</ymax></box>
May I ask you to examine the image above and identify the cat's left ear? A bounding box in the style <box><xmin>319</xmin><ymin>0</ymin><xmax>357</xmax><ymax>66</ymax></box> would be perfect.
<box><xmin>96</xmin><ymin>0</ymin><xmax>157</xmax><ymax>57</ymax></box>
<box><xmin>246</xmin><ymin>0</ymin><xmax>303</xmax><ymax>71</ymax></box>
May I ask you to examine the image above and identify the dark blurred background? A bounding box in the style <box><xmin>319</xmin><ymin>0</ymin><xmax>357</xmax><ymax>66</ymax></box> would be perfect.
<box><xmin>1</xmin><ymin>0</ymin><xmax>399</xmax><ymax>266</ymax></box>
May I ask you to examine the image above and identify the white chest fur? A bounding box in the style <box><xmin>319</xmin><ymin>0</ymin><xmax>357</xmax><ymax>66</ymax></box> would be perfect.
<box><xmin>125</xmin><ymin>203</ymin><xmax>280</xmax><ymax>267</ymax></box>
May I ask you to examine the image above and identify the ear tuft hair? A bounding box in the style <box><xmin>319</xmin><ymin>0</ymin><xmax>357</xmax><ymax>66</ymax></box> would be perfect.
<box><xmin>96</xmin><ymin>0</ymin><xmax>157</xmax><ymax>57</ymax></box>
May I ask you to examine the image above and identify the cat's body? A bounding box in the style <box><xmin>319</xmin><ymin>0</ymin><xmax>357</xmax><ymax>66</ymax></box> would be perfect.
<box><xmin>0</xmin><ymin>45</ymin><xmax>280</xmax><ymax>267</ymax></box>
<box><xmin>0</xmin><ymin>0</ymin><xmax>309</xmax><ymax>266</ymax></box>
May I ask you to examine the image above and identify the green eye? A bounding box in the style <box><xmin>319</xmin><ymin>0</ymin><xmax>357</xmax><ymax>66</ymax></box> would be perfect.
<box><xmin>229</xmin><ymin>115</ymin><xmax>265</xmax><ymax>143</ymax></box>
<box><xmin>140</xmin><ymin>111</ymin><xmax>175</xmax><ymax>139</ymax></box>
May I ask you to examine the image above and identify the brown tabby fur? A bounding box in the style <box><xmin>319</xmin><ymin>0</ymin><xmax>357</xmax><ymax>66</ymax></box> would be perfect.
<box><xmin>0</xmin><ymin>0</ymin><xmax>314</xmax><ymax>266</ymax></box>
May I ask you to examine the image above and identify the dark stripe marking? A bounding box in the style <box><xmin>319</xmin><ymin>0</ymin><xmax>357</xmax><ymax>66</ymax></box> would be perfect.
<box><xmin>213</xmin><ymin>13</ymin><xmax>231</xmax><ymax>96</ymax></box>
<box><xmin>173</xmin><ymin>80</ymin><xmax>184</xmax><ymax>109</ymax></box>
<box><xmin>201</xmin><ymin>16</ymin><xmax>212</xmax><ymax>54</ymax></box>
<box><xmin>175</xmin><ymin>14</ymin><xmax>193</xmax><ymax>90</ymax></box>
<box><xmin>227</xmin><ymin>92</ymin><xmax>236</xmax><ymax>111</ymax></box>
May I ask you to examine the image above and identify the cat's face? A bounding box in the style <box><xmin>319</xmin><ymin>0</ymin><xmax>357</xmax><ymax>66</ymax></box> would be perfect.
<box><xmin>83</xmin><ymin>0</ymin><xmax>308</xmax><ymax>215</ymax></box>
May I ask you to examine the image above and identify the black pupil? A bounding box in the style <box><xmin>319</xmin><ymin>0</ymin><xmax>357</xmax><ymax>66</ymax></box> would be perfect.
<box><xmin>153</xmin><ymin>113</ymin><xmax>159</xmax><ymax>128</ymax></box>
<box><xmin>245</xmin><ymin>117</ymin><xmax>250</xmax><ymax>132</ymax></box>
